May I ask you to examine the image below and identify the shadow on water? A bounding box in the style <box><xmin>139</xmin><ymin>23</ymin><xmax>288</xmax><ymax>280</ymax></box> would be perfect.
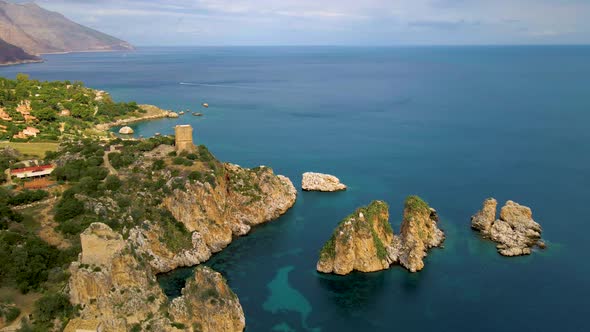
<box><xmin>315</xmin><ymin>270</ymin><xmax>386</xmax><ymax>310</ymax></box>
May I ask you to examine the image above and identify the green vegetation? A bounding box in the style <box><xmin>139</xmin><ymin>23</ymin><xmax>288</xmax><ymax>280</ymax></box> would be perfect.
<box><xmin>171</xmin><ymin>322</ymin><xmax>187</xmax><ymax>329</ymax></box>
<box><xmin>0</xmin><ymin>142</ymin><xmax>59</xmax><ymax>158</ymax></box>
<box><xmin>0</xmin><ymin>303</ymin><xmax>21</xmax><ymax>324</ymax></box>
<box><xmin>28</xmin><ymin>293</ymin><xmax>74</xmax><ymax>330</ymax></box>
<box><xmin>319</xmin><ymin>201</ymin><xmax>391</xmax><ymax>261</ymax></box>
<box><xmin>6</xmin><ymin>190</ymin><xmax>49</xmax><ymax>206</ymax></box>
<box><xmin>0</xmin><ymin>231</ymin><xmax>76</xmax><ymax>293</ymax></box>
<box><xmin>0</xmin><ymin>75</ymin><xmax>144</xmax><ymax>141</ymax></box>
<box><xmin>404</xmin><ymin>195</ymin><xmax>430</xmax><ymax>215</ymax></box>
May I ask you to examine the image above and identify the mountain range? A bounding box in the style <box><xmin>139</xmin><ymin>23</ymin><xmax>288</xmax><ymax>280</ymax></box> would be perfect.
<box><xmin>0</xmin><ymin>1</ymin><xmax>133</xmax><ymax>65</ymax></box>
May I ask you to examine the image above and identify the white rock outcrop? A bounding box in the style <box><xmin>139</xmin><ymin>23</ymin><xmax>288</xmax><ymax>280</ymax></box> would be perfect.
<box><xmin>118</xmin><ymin>126</ymin><xmax>134</xmax><ymax>134</ymax></box>
<box><xmin>302</xmin><ymin>172</ymin><xmax>347</xmax><ymax>192</ymax></box>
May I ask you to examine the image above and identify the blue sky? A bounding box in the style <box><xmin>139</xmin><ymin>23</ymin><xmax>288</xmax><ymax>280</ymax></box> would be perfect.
<box><xmin>27</xmin><ymin>0</ymin><xmax>590</xmax><ymax>45</ymax></box>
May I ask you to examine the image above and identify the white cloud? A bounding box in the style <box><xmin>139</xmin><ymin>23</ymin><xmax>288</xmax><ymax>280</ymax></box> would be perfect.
<box><xmin>31</xmin><ymin>0</ymin><xmax>590</xmax><ymax>45</ymax></box>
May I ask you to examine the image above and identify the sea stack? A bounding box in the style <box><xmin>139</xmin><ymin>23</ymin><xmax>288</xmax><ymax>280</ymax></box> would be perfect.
<box><xmin>317</xmin><ymin>196</ymin><xmax>445</xmax><ymax>275</ymax></box>
<box><xmin>471</xmin><ymin>199</ymin><xmax>545</xmax><ymax>256</ymax></box>
<box><xmin>302</xmin><ymin>172</ymin><xmax>347</xmax><ymax>192</ymax></box>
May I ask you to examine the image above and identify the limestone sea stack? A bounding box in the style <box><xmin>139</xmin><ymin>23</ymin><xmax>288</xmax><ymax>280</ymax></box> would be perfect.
<box><xmin>317</xmin><ymin>196</ymin><xmax>445</xmax><ymax>275</ymax></box>
<box><xmin>471</xmin><ymin>198</ymin><xmax>545</xmax><ymax>256</ymax></box>
<box><xmin>118</xmin><ymin>126</ymin><xmax>134</xmax><ymax>135</ymax></box>
<box><xmin>302</xmin><ymin>172</ymin><xmax>347</xmax><ymax>192</ymax></box>
<box><xmin>317</xmin><ymin>201</ymin><xmax>394</xmax><ymax>275</ymax></box>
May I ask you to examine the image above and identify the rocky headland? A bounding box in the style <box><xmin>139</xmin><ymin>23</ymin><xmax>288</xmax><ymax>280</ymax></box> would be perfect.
<box><xmin>471</xmin><ymin>198</ymin><xmax>545</xmax><ymax>256</ymax></box>
<box><xmin>135</xmin><ymin>163</ymin><xmax>297</xmax><ymax>273</ymax></box>
<box><xmin>317</xmin><ymin>196</ymin><xmax>445</xmax><ymax>275</ymax></box>
<box><xmin>67</xmin><ymin>223</ymin><xmax>245</xmax><ymax>332</ymax></box>
<box><xmin>302</xmin><ymin>172</ymin><xmax>347</xmax><ymax>192</ymax></box>
<box><xmin>63</xmin><ymin>141</ymin><xmax>297</xmax><ymax>331</ymax></box>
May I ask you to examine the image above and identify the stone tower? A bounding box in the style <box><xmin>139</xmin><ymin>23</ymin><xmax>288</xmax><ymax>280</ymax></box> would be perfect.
<box><xmin>175</xmin><ymin>125</ymin><xmax>195</xmax><ymax>152</ymax></box>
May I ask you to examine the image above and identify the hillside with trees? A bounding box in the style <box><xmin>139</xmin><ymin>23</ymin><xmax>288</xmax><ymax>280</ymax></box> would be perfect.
<box><xmin>0</xmin><ymin>74</ymin><xmax>145</xmax><ymax>141</ymax></box>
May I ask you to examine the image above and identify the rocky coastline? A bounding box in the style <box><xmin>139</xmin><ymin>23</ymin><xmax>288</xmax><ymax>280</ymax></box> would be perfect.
<box><xmin>96</xmin><ymin>104</ymin><xmax>178</xmax><ymax>133</ymax></box>
<box><xmin>66</xmin><ymin>156</ymin><xmax>297</xmax><ymax>330</ymax></box>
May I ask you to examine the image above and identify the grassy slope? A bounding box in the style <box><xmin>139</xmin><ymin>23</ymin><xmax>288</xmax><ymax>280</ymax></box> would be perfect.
<box><xmin>0</xmin><ymin>142</ymin><xmax>59</xmax><ymax>158</ymax></box>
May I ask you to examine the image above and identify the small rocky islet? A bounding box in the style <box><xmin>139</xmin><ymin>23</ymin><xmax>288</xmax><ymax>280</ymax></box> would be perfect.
<box><xmin>471</xmin><ymin>198</ymin><xmax>545</xmax><ymax>256</ymax></box>
<box><xmin>301</xmin><ymin>172</ymin><xmax>347</xmax><ymax>192</ymax></box>
<box><xmin>316</xmin><ymin>196</ymin><xmax>445</xmax><ymax>275</ymax></box>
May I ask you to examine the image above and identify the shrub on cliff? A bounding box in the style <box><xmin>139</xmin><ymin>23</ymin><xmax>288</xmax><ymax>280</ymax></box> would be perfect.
<box><xmin>30</xmin><ymin>292</ymin><xmax>74</xmax><ymax>330</ymax></box>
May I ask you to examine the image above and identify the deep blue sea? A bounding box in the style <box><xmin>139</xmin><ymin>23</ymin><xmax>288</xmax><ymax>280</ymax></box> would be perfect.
<box><xmin>2</xmin><ymin>46</ymin><xmax>589</xmax><ymax>331</ymax></box>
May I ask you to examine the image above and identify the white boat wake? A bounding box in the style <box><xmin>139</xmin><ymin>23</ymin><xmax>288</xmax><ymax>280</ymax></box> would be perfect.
<box><xmin>179</xmin><ymin>82</ymin><xmax>276</xmax><ymax>90</ymax></box>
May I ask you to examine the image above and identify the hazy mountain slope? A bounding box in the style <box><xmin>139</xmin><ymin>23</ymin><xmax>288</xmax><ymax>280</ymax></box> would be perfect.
<box><xmin>0</xmin><ymin>37</ymin><xmax>41</xmax><ymax>64</ymax></box>
<box><xmin>0</xmin><ymin>1</ymin><xmax>133</xmax><ymax>54</ymax></box>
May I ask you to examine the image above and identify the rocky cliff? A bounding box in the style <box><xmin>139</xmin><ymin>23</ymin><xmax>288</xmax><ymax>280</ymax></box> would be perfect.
<box><xmin>0</xmin><ymin>37</ymin><xmax>41</xmax><ymax>65</ymax></box>
<box><xmin>317</xmin><ymin>196</ymin><xmax>444</xmax><ymax>275</ymax></box>
<box><xmin>169</xmin><ymin>267</ymin><xmax>245</xmax><ymax>332</ymax></box>
<box><xmin>0</xmin><ymin>1</ymin><xmax>133</xmax><ymax>55</ymax></box>
<box><xmin>317</xmin><ymin>201</ymin><xmax>393</xmax><ymax>274</ymax></box>
<box><xmin>131</xmin><ymin>163</ymin><xmax>297</xmax><ymax>273</ymax></box>
<box><xmin>63</xmin><ymin>139</ymin><xmax>298</xmax><ymax>331</ymax></box>
<box><xmin>67</xmin><ymin>223</ymin><xmax>246</xmax><ymax>332</ymax></box>
<box><xmin>471</xmin><ymin>199</ymin><xmax>545</xmax><ymax>256</ymax></box>
<box><xmin>391</xmin><ymin>196</ymin><xmax>445</xmax><ymax>272</ymax></box>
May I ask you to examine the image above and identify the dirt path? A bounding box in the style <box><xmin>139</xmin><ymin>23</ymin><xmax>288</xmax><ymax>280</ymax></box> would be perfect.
<box><xmin>103</xmin><ymin>146</ymin><xmax>118</xmax><ymax>175</ymax></box>
<box><xmin>32</xmin><ymin>199</ymin><xmax>71</xmax><ymax>250</ymax></box>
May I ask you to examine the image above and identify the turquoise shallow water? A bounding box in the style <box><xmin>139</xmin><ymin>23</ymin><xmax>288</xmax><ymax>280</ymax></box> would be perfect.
<box><xmin>2</xmin><ymin>46</ymin><xmax>589</xmax><ymax>331</ymax></box>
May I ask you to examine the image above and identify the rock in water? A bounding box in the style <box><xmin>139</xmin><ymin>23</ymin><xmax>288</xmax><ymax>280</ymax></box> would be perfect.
<box><xmin>471</xmin><ymin>199</ymin><xmax>544</xmax><ymax>256</ymax></box>
<box><xmin>170</xmin><ymin>266</ymin><xmax>245</xmax><ymax>332</ymax></box>
<box><xmin>317</xmin><ymin>201</ymin><xmax>394</xmax><ymax>275</ymax></box>
<box><xmin>317</xmin><ymin>196</ymin><xmax>445</xmax><ymax>275</ymax></box>
<box><xmin>118</xmin><ymin>126</ymin><xmax>134</xmax><ymax>134</ymax></box>
<box><xmin>302</xmin><ymin>172</ymin><xmax>347</xmax><ymax>192</ymax></box>
<box><xmin>394</xmin><ymin>196</ymin><xmax>446</xmax><ymax>272</ymax></box>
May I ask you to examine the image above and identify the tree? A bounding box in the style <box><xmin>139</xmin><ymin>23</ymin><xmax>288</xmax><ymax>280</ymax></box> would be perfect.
<box><xmin>104</xmin><ymin>175</ymin><xmax>122</xmax><ymax>191</ymax></box>
<box><xmin>32</xmin><ymin>107</ymin><xmax>56</xmax><ymax>121</ymax></box>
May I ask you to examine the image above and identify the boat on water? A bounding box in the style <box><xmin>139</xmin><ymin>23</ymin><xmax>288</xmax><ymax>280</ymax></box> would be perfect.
<box><xmin>202</xmin><ymin>103</ymin><xmax>209</xmax><ymax>108</ymax></box>
<box><xmin>179</xmin><ymin>111</ymin><xmax>185</xmax><ymax>115</ymax></box>
<box><xmin>193</xmin><ymin>112</ymin><xmax>203</xmax><ymax>116</ymax></box>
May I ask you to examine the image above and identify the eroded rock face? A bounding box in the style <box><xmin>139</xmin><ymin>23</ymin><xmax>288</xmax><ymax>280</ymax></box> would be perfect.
<box><xmin>302</xmin><ymin>172</ymin><xmax>347</xmax><ymax>192</ymax></box>
<box><xmin>169</xmin><ymin>266</ymin><xmax>245</xmax><ymax>332</ymax></box>
<box><xmin>317</xmin><ymin>196</ymin><xmax>444</xmax><ymax>275</ymax></box>
<box><xmin>68</xmin><ymin>223</ymin><xmax>168</xmax><ymax>331</ymax></box>
<box><xmin>470</xmin><ymin>198</ymin><xmax>497</xmax><ymax>234</ymax></box>
<box><xmin>317</xmin><ymin>201</ymin><xmax>394</xmax><ymax>275</ymax></box>
<box><xmin>394</xmin><ymin>199</ymin><xmax>445</xmax><ymax>272</ymax></box>
<box><xmin>471</xmin><ymin>199</ymin><xmax>544</xmax><ymax>256</ymax></box>
<box><xmin>158</xmin><ymin>164</ymin><xmax>297</xmax><ymax>272</ymax></box>
<box><xmin>67</xmin><ymin>223</ymin><xmax>246</xmax><ymax>332</ymax></box>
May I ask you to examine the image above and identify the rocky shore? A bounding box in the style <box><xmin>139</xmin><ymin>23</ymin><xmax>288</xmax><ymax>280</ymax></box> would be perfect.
<box><xmin>96</xmin><ymin>104</ymin><xmax>178</xmax><ymax>132</ymax></box>
<box><xmin>317</xmin><ymin>196</ymin><xmax>444</xmax><ymax>275</ymax></box>
<box><xmin>471</xmin><ymin>198</ymin><xmax>545</xmax><ymax>256</ymax></box>
<box><xmin>302</xmin><ymin>172</ymin><xmax>347</xmax><ymax>192</ymax></box>
<box><xmin>66</xmin><ymin>159</ymin><xmax>297</xmax><ymax>330</ymax></box>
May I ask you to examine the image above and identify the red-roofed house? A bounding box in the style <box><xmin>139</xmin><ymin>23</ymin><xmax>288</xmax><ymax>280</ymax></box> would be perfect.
<box><xmin>11</xmin><ymin>164</ymin><xmax>55</xmax><ymax>179</ymax></box>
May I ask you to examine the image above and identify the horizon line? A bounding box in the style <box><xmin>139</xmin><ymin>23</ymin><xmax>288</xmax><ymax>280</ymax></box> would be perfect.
<box><xmin>130</xmin><ymin>43</ymin><xmax>590</xmax><ymax>48</ymax></box>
